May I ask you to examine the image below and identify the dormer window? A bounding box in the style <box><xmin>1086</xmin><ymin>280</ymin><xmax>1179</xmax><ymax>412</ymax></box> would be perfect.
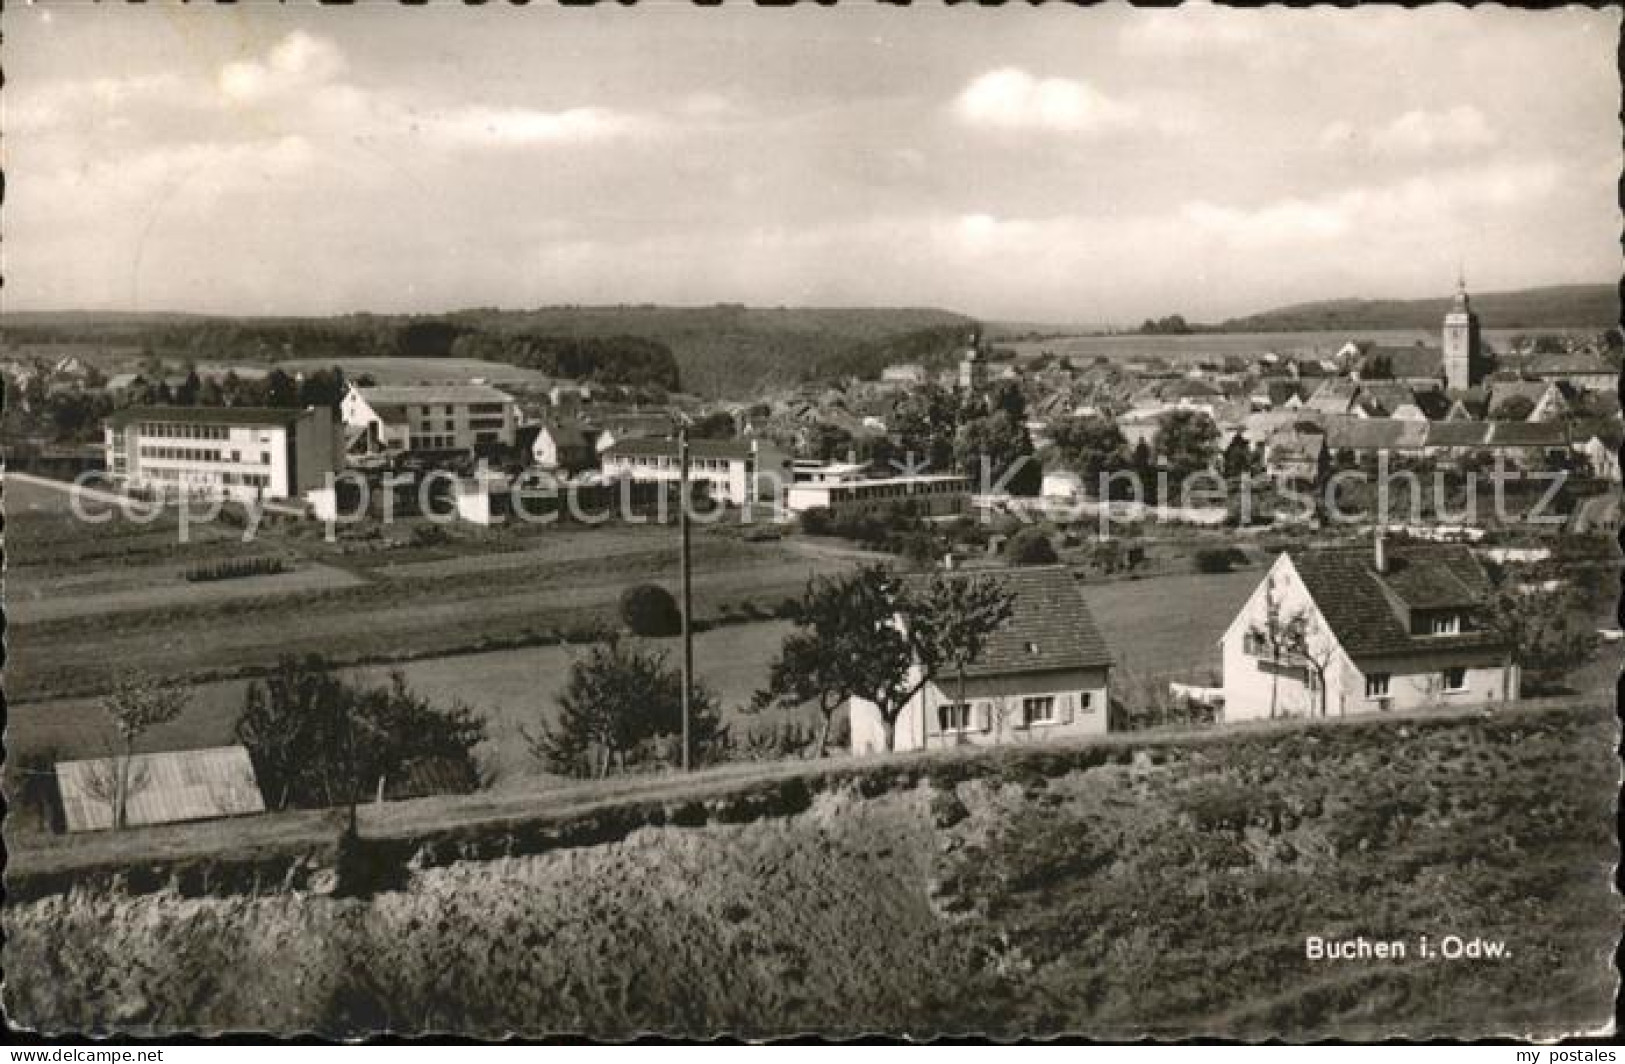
<box><xmin>1430</xmin><ymin>614</ymin><xmax>1461</xmax><ymax>636</ymax></box>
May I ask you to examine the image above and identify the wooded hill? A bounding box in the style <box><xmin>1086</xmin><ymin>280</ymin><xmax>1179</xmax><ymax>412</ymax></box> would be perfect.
<box><xmin>4</xmin><ymin>306</ymin><xmax>976</xmax><ymax>398</ymax></box>
<box><xmin>1219</xmin><ymin>283</ymin><xmax>1619</xmax><ymax>333</ymax></box>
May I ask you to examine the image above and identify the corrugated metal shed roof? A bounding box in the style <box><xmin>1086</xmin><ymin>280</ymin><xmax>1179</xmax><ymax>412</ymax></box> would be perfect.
<box><xmin>56</xmin><ymin>745</ymin><xmax>266</xmax><ymax>833</ymax></box>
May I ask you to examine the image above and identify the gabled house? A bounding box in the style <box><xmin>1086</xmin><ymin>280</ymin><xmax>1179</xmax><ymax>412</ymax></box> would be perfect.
<box><xmin>1574</xmin><ymin>433</ymin><xmax>1622</xmax><ymax>482</ymax></box>
<box><xmin>1487</xmin><ymin>380</ymin><xmax>1568</xmax><ymax>422</ymax></box>
<box><xmin>1305</xmin><ymin>379</ymin><xmax>1362</xmax><ymax>416</ymax></box>
<box><xmin>1443</xmin><ymin>388</ymin><xmax>1489</xmax><ymax>421</ymax></box>
<box><xmin>1357</xmin><ymin>344</ymin><xmax>1446</xmax><ymax>388</ymax></box>
<box><xmin>590</xmin><ymin>411</ymin><xmax>678</xmax><ymax>453</ymax></box>
<box><xmin>1249</xmin><ymin>378</ymin><xmax>1309</xmax><ymax>411</ymax></box>
<box><xmin>1263</xmin><ymin>427</ymin><xmax>1327</xmax><ymax>481</ymax></box>
<box><xmin>1322</xmin><ymin>415</ymin><xmax>1429</xmax><ymax>459</ymax></box>
<box><xmin>531</xmin><ymin>421</ymin><xmax>597</xmax><ymax>473</ymax></box>
<box><xmin>341</xmin><ymin>383</ymin><xmax>519</xmax><ymax>455</ymax></box>
<box><xmin>1520</xmin><ymin>351</ymin><xmax>1615</xmax><ymax>393</ymax></box>
<box><xmin>1355</xmin><ymin>380</ymin><xmax>1421</xmax><ymax>418</ymax></box>
<box><xmin>849</xmin><ymin>566</ymin><xmax>1114</xmax><ymax>754</ymax></box>
<box><xmin>1220</xmin><ymin>537</ymin><xmax>1517</xmax><ymax>721</ymax></box>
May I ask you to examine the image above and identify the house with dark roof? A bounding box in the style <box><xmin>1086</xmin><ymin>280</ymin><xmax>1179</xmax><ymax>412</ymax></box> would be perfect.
<box><xmin>848</xmin><ymin>566</ymin><xmax>1115</xmax><ymax>754</ymax></box>
<box><xmin>1305</xmin><ymin>379</ymin><xmax>1362</xmax><ymax>416</ymax></box>
<box><xmin>1355</xmin><ymin>380</ymin><xmax>1422</xmax><ymax>419</ymax></box>
<box><xmin>530</xmin><ymin>421</ymin><xmax>597</xmax><ymax>473</ymax></box>
<box><xmin>1422</xmin><ymin>420</ymin><xmax>1569</xmax><ymax>469</ymax></box>
<box><xmin>1519</xmin><ymin>351</ymin><xmax>1615</xmax><ymax>392</ymax></box>
<box><xmin>1220</xmin><ymin>535</ymin><xmax>1517</xmax><ymax>721</ymax></box>
<box><xmin>1486</xmin><ymin>380</ymin><xmax>1568</xmax><ymax>422</ymax></box>
<box><xmin>1357</xmin><ymin>344</ymin><xmax>1446</xmax><ymax>387</ymax></box>
<box><xmin>1323</xmin><ymin>415</ymin><xmax>1429</xmax><ymax>456</ymax></box>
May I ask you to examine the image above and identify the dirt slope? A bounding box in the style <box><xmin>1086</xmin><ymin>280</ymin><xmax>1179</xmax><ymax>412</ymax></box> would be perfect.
<box><xmin>5</xmin><ymin>705</ymin><xmax>1617</xmax><ymax>1039</ymax></box>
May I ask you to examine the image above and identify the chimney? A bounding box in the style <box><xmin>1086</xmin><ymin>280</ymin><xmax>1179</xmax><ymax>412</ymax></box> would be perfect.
<box><xmin>1373</xmin><ymin>525</ymin><xmax>1387</xmax><ymax>574</ymax></box>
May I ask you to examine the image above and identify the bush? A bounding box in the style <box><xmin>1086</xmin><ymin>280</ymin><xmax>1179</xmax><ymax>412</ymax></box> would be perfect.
<box><xmin>1194</xmin><ymin>547</ymin><xmax>1244</xmax><ymax>574</ymax></box>
<box><xmin>619</xmin><ymin>583</ymin><xmax>682</xmax><ymax>637</ymax></box>
<box><xmin>410</xmin><ymin>523</ymin><xmax>451</xmax><ymax>548</ymax></box>
<box><xmin>184</xmin><ymin>556</ymin><xmax>287</xmax><ymax>582</ymax></box>
<box><xmin>798</xmin><ymin>506</ymin><xmax>835</xmax><ymax>537</ymax></box>
<box><xmin>1004</xmin><ymin>527</ymin><xmax>1059</xmax><ymax>566</ymax></box>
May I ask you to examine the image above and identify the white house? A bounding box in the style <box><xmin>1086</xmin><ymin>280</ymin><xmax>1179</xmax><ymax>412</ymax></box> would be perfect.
<box><xmin>103</xmin><ymin>405</ymin><xmax>342</xmax><ymax>502</ymax></box>
<box><xmin>341</xmin><ymin>382</ymin><xmax>519</xmax><ymax>456</ymax></box>
<box><xmin>531</xmin><ymin>422</ymin><xmax>597</xmax><ymax>472</ymax></box>
<box><xmin>1219</xmin><ymin>535</ymin><xmax>1517</xmax><ymax>722</ymax></box>
<box><xmin>849</xmin><ymin>566</ymin><xmax>1114</xmax><ymax>754</ymax></box>
<box><xmin>600</xmin><ymin>436</ymin><xmax>793</xmax><ymax>507</ymax></box>
<box><xmin>1575</xmin><ymin>433</ymin><xmax>1622</xmax><ymax>482</ymax></box>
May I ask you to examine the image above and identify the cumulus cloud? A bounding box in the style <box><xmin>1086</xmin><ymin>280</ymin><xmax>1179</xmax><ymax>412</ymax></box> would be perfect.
<box><xmin>1320</xmin><ymin>106</ymin><xmax>1498</xmax><ymax>155</ymax></box>
<box><xmin>1183</xmin><ymin>159</ymin><xmax>1562</xmax><ymax>248</ymax></box>
<box><xmin>219</xmin><ymin>31</ymin><xmax>347</xmax><ymax>103</ymax></box>
<box><xmin>423</xmin><ymin>104</ymin><xmax>648</xmax><ymax>147</ymax></box>
<box><xmin>954</xmin><ymin>68</ymin><xmax>1137</xmax><ymax>135</ymax></box>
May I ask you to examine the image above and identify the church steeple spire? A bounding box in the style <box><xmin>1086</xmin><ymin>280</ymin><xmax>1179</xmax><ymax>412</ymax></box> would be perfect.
<box><xmin>1443</xmin><ymin>268</ymin><xmax>1480</xmax><ymax>390</ymax></box>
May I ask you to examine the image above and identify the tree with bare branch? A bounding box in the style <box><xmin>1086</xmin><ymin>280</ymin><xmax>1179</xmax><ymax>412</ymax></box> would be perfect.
<box><xmin>98</xmin><ymin>675</ymin><xmax>190</xmax><ymax>830</ymax></box>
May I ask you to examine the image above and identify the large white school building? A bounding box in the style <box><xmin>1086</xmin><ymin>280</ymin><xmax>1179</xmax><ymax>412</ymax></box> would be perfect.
<box><xmin>103</xmin><ymin>405</ymin><xmax>343</xmax><ymax>502</ymax></box>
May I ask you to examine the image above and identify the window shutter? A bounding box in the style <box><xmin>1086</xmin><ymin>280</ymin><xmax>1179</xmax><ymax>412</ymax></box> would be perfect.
<box><xmin>977</xmin><ymin>701</ymin><xmax>991</xmax><ymax>733</ymax></box>
<box><xmin>1062</xmin><ymin>695</ymin><xmax>1075</xmax><ymax>725</ymax></box>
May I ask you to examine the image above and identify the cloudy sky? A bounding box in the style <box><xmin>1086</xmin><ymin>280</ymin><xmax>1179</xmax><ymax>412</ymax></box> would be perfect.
<box><xmin>6</xmin><ymin>4</ymin><xmax>1619</xmax><ymax>324</ymax></box>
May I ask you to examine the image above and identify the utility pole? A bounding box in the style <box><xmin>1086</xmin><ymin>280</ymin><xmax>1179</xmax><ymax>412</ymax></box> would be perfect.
<box><xmin>678</xmin><ymin>427</ymin><xmax>694</xmax><ymax>771</ymax></box>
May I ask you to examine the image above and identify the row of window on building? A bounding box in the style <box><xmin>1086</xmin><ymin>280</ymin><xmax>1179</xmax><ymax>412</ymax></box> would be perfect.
<box><xmin>612</xmin><ymin>454</ymin><xmax>738</xmax><ymax>474</ymax></box>
<box><xmin>138</xmin><ymin>445</ymin><xmax>272</xmax><ymax>465</ymax></box>
<box><xmin>831</xmin><ymin>480</ymin><xmax>965</xmax><ymax>501</ymax></box>
<box><xmin>935</xmin><ymin>692</ymin><xmax>1096</xmax><ymax>734</ymax></box>
<box><xmin>137</xmin><ymin>468</ymin><xmax>270</xmax><ymax>488</ymax></box>
<box><xmin>1364</xmin><ymin>668</ymin><xmax>1467</xmax><ymax>698</ymax></box>
<box><xmin>133</xmin><ymin>422</ymin><xmax>236</xmax><ymax>441</ymax></box>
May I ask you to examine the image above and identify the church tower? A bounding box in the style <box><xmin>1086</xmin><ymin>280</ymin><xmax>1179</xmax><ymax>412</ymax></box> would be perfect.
<box><xmin>1442</xmin><ymin>272</ymin><xmax>1481</xmax><ymax>391</ymax></box>
<box><xmin>958</xmin><ymin>330</ymin><xmax>988</xmax><ymax>392</ymax></box>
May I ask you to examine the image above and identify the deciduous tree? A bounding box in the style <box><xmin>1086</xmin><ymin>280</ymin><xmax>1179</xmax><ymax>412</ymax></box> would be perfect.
<box><xmin>98</xmin><ymin>675</ymin><xmax>190</xmax><ymax>830</ymax></box>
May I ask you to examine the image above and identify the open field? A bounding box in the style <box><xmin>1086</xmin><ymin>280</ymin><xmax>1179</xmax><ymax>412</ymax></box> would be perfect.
<box><xmin>5</xmin><ymin>620</ymin><xmax>803</xmax><ymax>792</ymax></box>
<box><xmin>999</xmin><ymin>327</ymin><xmax>1577</xmax><ymax>365</ymax></box>
<box><xmin>275</xmin><ymin>356</ymin><xmax>553</xmax><ymax>387</ymax></box>
<box><xmin>3</xmin><ymin>475</ymin><xmax>846</xmax><ymax>700</ymax></box>
<box><xmin>5</xmin><ymin>562</ymin><xmax>366</xmax><ymax>624</ymax></box>
<box><xmin>4</xmin><ymin>565</ymin><xmax>1264</xmax><ymax>785</ymax></box>
<box><xmin>5</xmin><ymin>699</ymin><xmax>1615</xmax><ymax>1038</ymax></box>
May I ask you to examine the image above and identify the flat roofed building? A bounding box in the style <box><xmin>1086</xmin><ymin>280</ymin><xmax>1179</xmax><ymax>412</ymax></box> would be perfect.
<box><xmin>601</xmin><ymin>436</ymin><xmax>793</xmax><ymax>507</ymax></box>
<box><xmin>785</xmin><ymin>472</ymin><xmax>971</xmax><ymax>517</ymax></box>
<box><xmin>342</xmin><ymin>382</ymin><xmax>519</xmax><ymax>456</ymax></box>
<box><xmin>103</xmin><ymin>405</ymin><xmax>341</xmax><ymax>502</ymax></box>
